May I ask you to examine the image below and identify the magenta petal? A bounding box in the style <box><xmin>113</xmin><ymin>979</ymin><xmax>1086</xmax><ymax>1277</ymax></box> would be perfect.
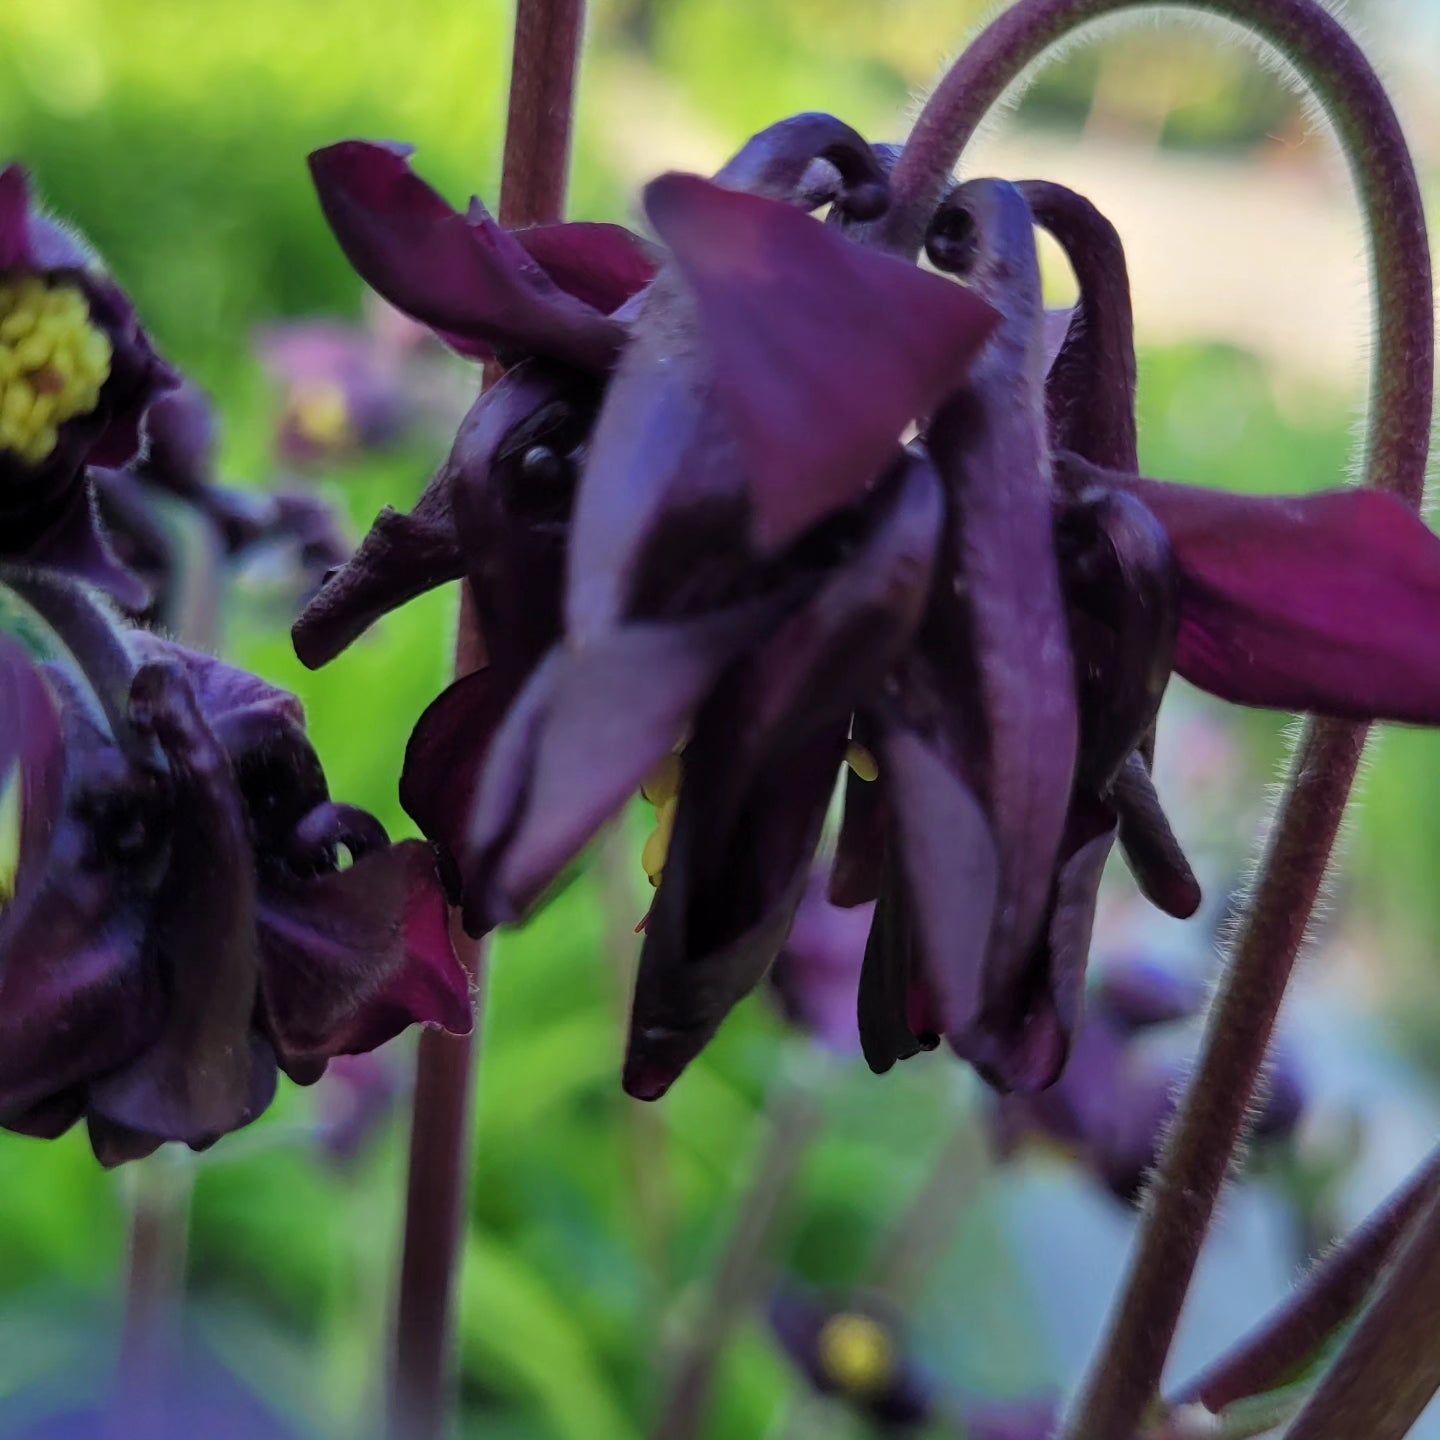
<box><xmin>308</xmin><ymin>141</ymin><xmax>626</xmax><ymax>370</ymax></box>
<box><xmin>514</xmin><ymin>222</ymin><xmax>660</xmax><ymax>314</ymax></box>
<box><xmin>1094</xmin><ymin>465</ymin><xmax>1440</xmax><ymax>721</ymax></box>
<box><xmin>0</xmin><ymin>164</ymin><xmax>28</xmax><ymax>268</ymax></box>
<box><xmin>643</xmin><ymin>172</ymin><xmax>999</xmax><ymax>550</ymax></box>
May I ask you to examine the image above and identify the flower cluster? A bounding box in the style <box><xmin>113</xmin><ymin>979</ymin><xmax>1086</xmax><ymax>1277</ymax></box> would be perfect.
<box><xmin>0</xmin><ymin>164</ymin><xmax>472</xmax><ymax>1164</ymax></box>
<box><xmin>295</xmin><ymin>117</ymin><xmax>1440</xmax><ymax>1108</ymax></box>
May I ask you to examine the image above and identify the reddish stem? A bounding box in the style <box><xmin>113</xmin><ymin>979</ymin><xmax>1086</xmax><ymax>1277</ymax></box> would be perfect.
<box><xmin>387</xmin><ymin>5</ymin><xmax>585</xmax><ymax>1437</ymax></box>
<box><xmin>877</xmin><ymin>5</ymin><xmax>1431</xmax><ymax>1437</ymax></box>
<box><xmin>1174</xmin><ymin>1149</ymin><xmax>1440</xmax><ymax>1413</ymax></box>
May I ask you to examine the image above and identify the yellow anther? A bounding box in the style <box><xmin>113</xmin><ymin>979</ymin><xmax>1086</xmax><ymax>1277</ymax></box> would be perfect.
<box><xmin>816</xmin><ymin>1313</ymin><xmax>895</xmax><ymax>1397</ymax></box>
<box><xmin>641</xmin><ymin>753</ymin><xmax>682</xmax><ymax>808</ymax></box>
<box><xmin>640</xmin><ymin>796</ymin><xmax>678</xmax><ymax>888</ymax></box>
<box><xmin>844</xmin><ymin>740</ymin><xmax>879</xmax><ymax>783</ymax></box>
<box><xmin>289</xmin><ymin>380</ymin><xmax>354</xmax><ymax>450</ymax></box>
<box><xmin>0</xmin><ymin>761</ymin><xmax>20</xmax><ymax>909</ymax></box>
<box><xmin>0</xmin><ymin>271</ymin><xmax>111</xmax><ymax>466</ymax></box>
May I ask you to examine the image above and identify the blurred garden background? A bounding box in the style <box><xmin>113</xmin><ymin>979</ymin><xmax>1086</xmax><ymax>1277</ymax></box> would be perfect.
<box><xmin>2</xmin><ymin>0</ymin><xmax>1440</xmax><ymax>1435</ymax></box>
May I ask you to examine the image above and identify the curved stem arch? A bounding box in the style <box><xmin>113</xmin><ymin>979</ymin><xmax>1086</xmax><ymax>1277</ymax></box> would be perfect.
<box><xmin>882</xmin><ymin>6</ymin><xmax>1433</xmax><ymax>1440</ymax></box>
<box><xmin>885</xmin><ymin>0</ymin><xmax>1432</xmax><ymax>506</ymax></box>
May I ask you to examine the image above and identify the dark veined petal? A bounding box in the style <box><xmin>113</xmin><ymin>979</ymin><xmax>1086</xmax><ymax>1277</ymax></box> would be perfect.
<box><xmin>1111</xmin><ymin>753</ymin><xmax>1202</xmax><ymax>919</ymax></box>
<box><xmin>1057</xmin><ymin>487</ymin><xmax>1178</xmax><ymax>790</ymax></box>
<box><xmin>925</xmin><ymin>179</ymin><xmax>1078</xmax><ymax>990</ymax></box>
<box><xmin>1058</xmin><ymin>453</ymin><xmax>1440</xmax><ymax>723</ymax></box>
<box><xmin>86</xmin><ymin>661</ymin><xmax>265</xmax><ymax>1147</ymax></box>
<box><xmin>258</xmin><ymin>829</ymin><xmax>468</xmax><ymax>1076</ymax></box>
<box><xmin>858</xmin><ymin>848</ymin><xmax>942</xmax><ymax>1073</ymax></box>
<box><xmin>464</xmin><ymin>601</ymin><xmax>783</xmax><ymax>932</ymax></box>
<box><xmin>513</xmin><ymin>222</ymin><xmax>661</xmax><ymax>314</ymax></box>
<box><xmin>308</xmin><ymin>141</ymin><xmax>626</xmax><ymax>371</ymax></box>
<box><xmin>644</xmin><ymin>172</ymin><xmax>999</xmax><ymax>551</ymax></box>
<box><xmin>1019</xmin><ymin>180</ymin><xmax>1138</xmax><ymax>472</ymax></box>
<box><xmin>625</xmin><ymin>456</ymin><xmax>943</xmax><ymax>1097</ymax></box>
<box><xmin>711</xmin><ymin>112</ymin><xmax>889</xmax><ymax>218</ymax></box>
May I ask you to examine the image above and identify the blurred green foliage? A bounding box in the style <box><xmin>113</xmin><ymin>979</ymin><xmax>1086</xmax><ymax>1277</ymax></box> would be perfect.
<box><xmin>1</xmin><ymin>0</ymin><xmax>1437</xmax><ymax>1436</ymax></box>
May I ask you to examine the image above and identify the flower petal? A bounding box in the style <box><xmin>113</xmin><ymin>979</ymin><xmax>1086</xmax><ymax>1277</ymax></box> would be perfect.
<box><xmin>711</xmin><ymin>112</ymin><xmax>889</xmax><ymax>218</ymax></box>
<box><xmin>1061</xmin><ymin>456</ymin><xmax>1440</xmax><ymax>722</ymax></box>
<box><xmin>308</xmin><ymin>141</ymin><xmax>625</xmax><ymax>370</ymax></box>
<box><xmin>1111</xmin><ymin>754</ymin><xmax>1202</xmax><ymax>919</ymax></box>
<box><xmin>513</xmin><ymin>222</ymin><xmax>660</xmax><ymax>314</ymax></box>
<box><xmin>644</xmin><ymin>171</ymin><xmax>999</xmax><ymax>551</ymax></box>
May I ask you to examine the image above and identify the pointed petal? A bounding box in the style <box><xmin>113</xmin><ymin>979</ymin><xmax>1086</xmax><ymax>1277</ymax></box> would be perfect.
<box><xmin>858</xmin><ymin>853</ymin><xmax>939</xmax><ymax>1074</ymax></box>
<box><xmin>644</xmin><ymin>172</ymin><xmax>998</xmax><ymax>550</ymax></box>
<box><xmin>465</xmin><ymin>602</ymin><xmax>780</xmax><ymax>931</ymax></box>
<box><xmin>1111</xmin><ymin>753</ymin><xmax>1202</xmax><ymax>919</ymax></box>
<box><xmin>1020</xmin><ymin>180</ymin><xmax>1138</xmax><ymax>471</ymax></box>
<box><xmin>87</xmin><ymin>661</ymin><xmax>262</xmax><ymax>1146</ymax></box>
<box><xmin>1063</xmin><ymin>457</ymin><xmax>1440</xmax><ymax>722</ymax></box>
<box><xmin>308</xmin><ymin>141</ymin><xmax>625</xmax><ymax>370</ymax></box>
<box><xmin>513</xmin><ymin>222</ymin><xmax>660</xmax><ymax>313</ymax></box>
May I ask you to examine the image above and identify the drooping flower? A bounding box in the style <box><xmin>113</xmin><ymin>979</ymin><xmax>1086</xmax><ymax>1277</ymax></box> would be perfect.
<box><xmin>769</xmin><ymin>1289</ymin><xmax>1058</xmax><ymax>1438</ymax></box>
<box><xmin>0</xmin><ymin>580</ymin><xmax>469</xmax><ymax>1165</ymax></box>
<box><xmin>0</xmin><ymin>163</ymin><xmax>176</xmax><ymax>605</ymax></box>
<box><xmin>990</xmin><ymin>957</ymin><xmax>1304</xmax><ymax>1203</ymax></box>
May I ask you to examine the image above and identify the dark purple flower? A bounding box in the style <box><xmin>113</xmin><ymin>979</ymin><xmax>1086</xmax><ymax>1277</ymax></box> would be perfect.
<box><xmin>991</xmin><ymin>957</ymin><xmax>1303</xmax><ymax>1204</ymax></box>
<box><xmin>0</xmin><ymin>163</ymin><xmax>176</xmax><ymax>604</ymax></box>
<box><xmin>769</xmin><ymin>1289</ymin><xmax>1058</xmax><ymax>1437</ymax></box>
<box><xmin>0</xmin><ymin>588</ymin><xmax>469</xmax><ymax>1166</ymax></box>
<box><xmin>93</xmin><ymin>381</ymin><xmax>351</xmax><ymax>630</ymax></box>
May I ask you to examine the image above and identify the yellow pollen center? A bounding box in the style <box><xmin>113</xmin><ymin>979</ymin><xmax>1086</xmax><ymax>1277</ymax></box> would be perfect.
<box><xmin>0</xmin><ymin>760</ymin><xmax>21</xmax><ymax>910</ymax></box>
<box><xmin>844</xmin><ymin>740</ymin><xmax>879</xmax><ymax>783</ymax></box>
<box><xmin>289</xmin><ymin>380</ymin><xmax>355</xmax><ymax>450</ymax></box>
<box><xmin>0</xmin><ymin>273</ymin><xmax>111</xmax><ymax>466</ymax></box>
<box><xmin>816</xmin><ymin>1312</ymin><xmax>895</xmax><ymax>1397</ymax></box>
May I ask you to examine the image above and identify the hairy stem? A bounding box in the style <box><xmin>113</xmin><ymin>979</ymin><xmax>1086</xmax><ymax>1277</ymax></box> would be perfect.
<box><xmin>1173</xmin><ymin>1148</ymin><xmax>1440</xmax><ymax>1413</ymax></box>
<box><xmin>881</xmin><ymin>6</ymin><xmax>1431</xmax><ymax>1437</ymax></box>
<box><xmin>386</xmin><ymin>4</ymin><xmax>585</xmax><ymax>1437</ymax></box>
<box><xmin>1281</xmin><ymin>1184</ymin><xmax>1440</xmax><ymax>1439</ymax></box>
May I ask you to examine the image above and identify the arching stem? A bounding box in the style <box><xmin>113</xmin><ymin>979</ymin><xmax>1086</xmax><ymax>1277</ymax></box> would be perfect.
<box><xmin>879</xmin><ymin>4</ymin><xmax>1432</xmax><ymax>1438</ymax></box>
<box><xmin>386</xmin><ymin>4</ymin><xmax>585</xmax><ymax>1438</ymax></box>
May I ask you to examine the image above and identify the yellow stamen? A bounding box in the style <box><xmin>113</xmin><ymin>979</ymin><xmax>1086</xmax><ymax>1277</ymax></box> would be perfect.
<box><xmin>0</xmin><ymin>760</ymin><xmax>20</xmax><ymax>909</ymax></box>
<box><xmin>640</xmin><ymin>753</ymin><xmax>682</xmax><ymax>808</ymax></box>
<box><xmin>816</xmin><ymin>1312</ymin><xmax>895</xmax><ymax>1397</ymax></box>
<box><xmin>641</xmin><ymin>796</ymin><xmax>678</xmax><ymax>888</ymax></box>
<box><xmin>844</xmin><ymin>740</ymin><xmax>879</xmax><ymax>782</ymax></box>
<box><xmin>0</xmin><ymin>271</ymin><xmax>111</xmax><ymax>467</ymax></box>
<box><xmin>288</xmin><ymin>380</ymin><xmax>355</xmax><ymax>450</ymax></box>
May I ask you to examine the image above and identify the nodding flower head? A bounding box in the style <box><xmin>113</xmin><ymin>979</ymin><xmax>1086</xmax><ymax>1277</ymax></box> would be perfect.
<box><xmin>0</xmin><ymin>585</ymin><xmax>470</xmax><ymax>1166</ymax></box>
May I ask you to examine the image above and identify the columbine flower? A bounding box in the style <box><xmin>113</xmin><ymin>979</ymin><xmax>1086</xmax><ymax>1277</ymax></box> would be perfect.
<box><xmin>991</xmin><ymin>958</ymin><xmax>1303</xmax><ymax>1203</ymax></box>
<box><xmin>93</xmin><ymin>381</ymin><xmax>350</xmax><ymax>630</ymax></box>
<box><xmin>0</xmin><ymin>163</ymin><xmax>176</xmax><ymax>604</ymax></box>
<box><xmin>769</xmin><ymin>1289</ymin><xmax>1058</xmax><ymax>1438</ymax></box>
<box><xmin>0</xmin><ymin>592</ymin><xmax>469</xmax><ymax>1166</ymax></box>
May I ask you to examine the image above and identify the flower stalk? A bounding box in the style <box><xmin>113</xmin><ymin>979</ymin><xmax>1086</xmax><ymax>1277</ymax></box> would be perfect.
<box><xmin>386</xmin><ymin>4</ymin><xmax>585</xmax><ymax>1438</ymax></box>
<box><xmin>876</xmin><ymin>5</ymin><xmax>1433</xmax><ymax>1437</ymax></box>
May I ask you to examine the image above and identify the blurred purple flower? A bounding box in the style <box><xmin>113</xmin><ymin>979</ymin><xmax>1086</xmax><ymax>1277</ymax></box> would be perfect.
<box><xmin>769</xmin><ymin>1289</ymin><xmax>1058</xmax><ymax>1437</ymax></box>
<box><xmin>991</xmin><ymin>958</ymin><xmax>1304</xmax><ymax>1204</ymax></box>
<box><xmin>93</xmin><ymin>381</ymin><xmax>350</xmax><ymax>629</ymax></box>
<box><xmin>257</xmin><ymin>316</ymin><xmax>415</xmax><ymax>465</ymax></box>
<box><xmin>769</xmin><ymin>871</ymin><xmax>874</xmax><ymax>1055</ymax></box>
<box><xmin>0</xmin><ymin>602</ymin><xmax>470</xmax><ymax>1167</ymax></box>
<box><xmin>0</xmin><ymin>162</ymin><xmax>177</xmax><ymax>607</ymax></box>
<box><xmin>316</xmin><ymin>1050</ymin><xmax>403</xmax><ymax>1164</ymax></box>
